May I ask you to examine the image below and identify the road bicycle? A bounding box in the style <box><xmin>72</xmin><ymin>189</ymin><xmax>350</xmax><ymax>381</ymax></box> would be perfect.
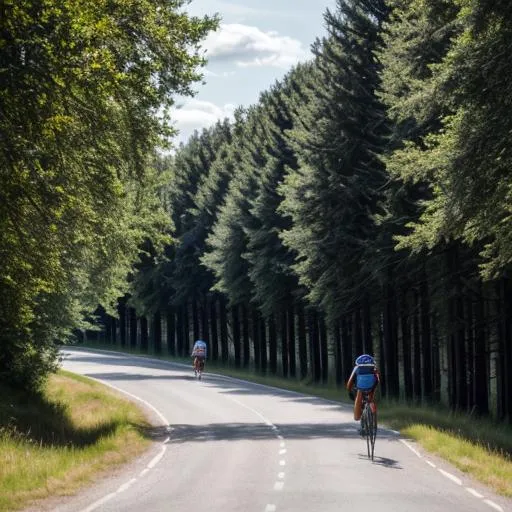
<box><xmin>193</xmin><ymin>357</ymin><xmax>205</xmax><ymax>380</ymax></box>
<box><xmin>360</xmin><ymin>392</ymin><xmax>377</xmax><ymax>460</ymax></box>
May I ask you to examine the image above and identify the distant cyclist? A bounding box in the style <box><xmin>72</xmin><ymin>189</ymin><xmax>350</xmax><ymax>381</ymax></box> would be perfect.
<box><xmin>191</xmin><ymin>339</ymin><xmax>207</xmax><ymax>375</ymax></box>
<box><xmin>346</xmin><ymin>354</ymin><xmax>380</xmax><ymax>435</ymax></box>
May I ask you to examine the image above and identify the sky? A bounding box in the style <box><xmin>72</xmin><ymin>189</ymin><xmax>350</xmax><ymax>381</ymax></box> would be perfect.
<box><xmin>171</xmin><ymin>0</ymin><xmax>337</xmax><ymax>146</ymax></box>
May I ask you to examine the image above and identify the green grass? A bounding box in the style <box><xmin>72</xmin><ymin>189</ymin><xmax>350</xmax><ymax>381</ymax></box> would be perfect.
<box><xmin>78</xmin><ymin>342</ymin><xmax>512</xmax><ymax>497</ymax></box>
<box><xmin>0</xmin><ymin>370</ymin><xmax>151</xmax><ymax>512</ymax></box>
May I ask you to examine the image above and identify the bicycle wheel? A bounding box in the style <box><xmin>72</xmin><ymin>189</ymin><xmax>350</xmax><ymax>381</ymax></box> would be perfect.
<box><xmin>362</xmin><ymin>406</ymin><xmax>372</xmax><ymax>459</ymax></box>
<box><xmin>368</xmin><ymin>405</ymin><xmax>377</xmax><ymax>460</ymax></box>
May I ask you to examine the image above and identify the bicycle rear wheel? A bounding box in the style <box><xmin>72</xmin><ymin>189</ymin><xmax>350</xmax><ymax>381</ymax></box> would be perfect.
<box><xmin>367</xmin><ymin>406</ymin><xmax>377</xmax><ymax>460</ymax></box>
<box><xmin>362</xmin><ymin>407</ymin><xmax>371</xmax><ymax>459</ymax></box>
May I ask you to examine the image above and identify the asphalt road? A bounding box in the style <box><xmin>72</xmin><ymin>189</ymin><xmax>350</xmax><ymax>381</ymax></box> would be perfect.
<box><xmin>29</xmin><ymin>348</ymin><xmax>511</xmax><ymax>512</ymax></box>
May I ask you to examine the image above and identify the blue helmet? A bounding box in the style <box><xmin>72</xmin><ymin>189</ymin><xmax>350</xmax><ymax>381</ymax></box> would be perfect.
<box><xmin>355</xmin><ymin>354</ymin><xmax>375</xmax><ymax>366</ymax></box>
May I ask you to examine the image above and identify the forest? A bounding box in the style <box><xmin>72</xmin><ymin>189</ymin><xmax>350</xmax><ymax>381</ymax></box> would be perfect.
<box><xmin>2</xmin><ymin>0</ymin><xmax>511</xmax><ymax>423</ymax></box>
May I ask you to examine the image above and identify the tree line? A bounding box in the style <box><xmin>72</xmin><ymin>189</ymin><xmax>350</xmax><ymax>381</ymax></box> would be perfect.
<box><xmin>3</xmin><ymin>0</ymin><xmax>511</xmax><ymax>424</ymax></box>
<box><xmin>93</xmin><ymin>0</ymin><xmax>512</xmax><ymax>423</ymax></box>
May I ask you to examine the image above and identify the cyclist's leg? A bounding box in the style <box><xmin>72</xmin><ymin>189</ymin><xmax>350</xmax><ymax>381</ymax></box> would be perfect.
<box><xmin>368</xmin><ymin>389</ymin><xmax>377</xmax><ymax>414</ymax></box>
<box><xmin>354</xmin><ymin>390</ymin><xmax>363</xmax><ymax>421</ymax></box>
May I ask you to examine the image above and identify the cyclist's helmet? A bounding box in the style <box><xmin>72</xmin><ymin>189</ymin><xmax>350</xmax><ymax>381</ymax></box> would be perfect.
<box><xmin>355</xmin><ymin>354</ymin><xmax>375</xmax><ymax>366</ymax></box>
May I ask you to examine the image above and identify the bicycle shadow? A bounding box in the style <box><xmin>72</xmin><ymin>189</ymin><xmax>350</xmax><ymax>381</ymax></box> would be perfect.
<box><xmin>357</xmin><ymin>453</ymin><xmax>402</xmax><ymax>469</ymax></box>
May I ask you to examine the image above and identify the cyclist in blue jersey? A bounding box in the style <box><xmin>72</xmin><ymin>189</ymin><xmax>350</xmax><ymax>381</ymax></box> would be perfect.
<box><xmin>191</xmin><ymin>339</ymin><xmax>207</xmax><ymax>374</ymax></box>
<box><xmin>346</xmin><ymin>354</ymin><xmax>380</xmax><ymax>435</ymax></box>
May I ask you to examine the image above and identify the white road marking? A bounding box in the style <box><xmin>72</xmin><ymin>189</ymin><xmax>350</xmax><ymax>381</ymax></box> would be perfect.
<box><xmin>278</xmin><ymin>472</ymin><xmax>285</xmax><ymax>479</ymax></box>
<box><xmin>81</xmin><ymin>493</ymin><xmax>116</xmax><ymax>512</ymax></box>
<box><xmin>399</xmin><ymin>439</ymin><xmax>422</xmax><ymax>458</ymax></box>
<box><xmin>216</xmin><ymin>380</ymin><xmax>288</xmax><ymax>512</ymax></box>
<box><xmin>117</xmin><ymin>478</ymin><xmax>137</xmax><ymax>493</ymax></box>
<box><xmin>72</xmin><ymin>370</ymin><xmax>170</xmax><ymax>512</ymax></box>
<box><xmin>466</xmin><ymin>488</ymin><xmax>484</xmax><ymax>498</ymax></box>
<box><xmin>147</xmin><ymin>445</ymin><xmax>167</xmax><ymax>468</ymax></box>
<box><xmin>483</xmin><ymin>500</ymin><xmax>504</xmax><ymax>512</ymax></box>
<box><xmin>438</xmin><ymin>469</ymin><xmax>462</xmax><ymax>485</ymax></box>
<box><xmin>398</xmin><ymin>432</ymin><xmax>506</xmax><ymax>511</ymax></box>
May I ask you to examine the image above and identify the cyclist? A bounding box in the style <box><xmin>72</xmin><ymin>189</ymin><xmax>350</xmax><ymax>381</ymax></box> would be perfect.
<box><xmin>346</xmin><ymin>354</ymin><xmax>380</xmax><ymax>436</ymax></box>
<box><xmin>191</xmin><ymin>339</ymin><xmax>207</xmax><ymax>375</ymax></box>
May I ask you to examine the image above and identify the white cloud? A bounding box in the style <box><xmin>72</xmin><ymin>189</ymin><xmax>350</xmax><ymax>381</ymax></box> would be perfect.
<box><xmin>203</xmin><ymin>23</ymin><xmax>308</xmax><ymax>69</ymax></box>
<box><xmin>171</xmin><ymin>99</ymin><xmax>236</xmax><ymax>144</ymax></box>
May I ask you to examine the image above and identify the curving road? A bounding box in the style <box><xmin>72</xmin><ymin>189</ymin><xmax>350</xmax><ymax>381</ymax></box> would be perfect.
<box><xmin>32</xmin><ymin>348</ymin><xmax>510</xmax><ymax>512</ymax></box>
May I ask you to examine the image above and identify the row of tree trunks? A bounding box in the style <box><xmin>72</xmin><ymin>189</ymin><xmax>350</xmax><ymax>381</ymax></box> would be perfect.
<box><xmin>99</xmin><ymin>275</ymin><xmax>512</xmax><ymax>424</ymax></box>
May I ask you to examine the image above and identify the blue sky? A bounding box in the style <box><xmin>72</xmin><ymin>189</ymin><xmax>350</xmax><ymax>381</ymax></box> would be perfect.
<box><xmin>171</xmin><ymin>0</ymin><xmax>337</xmax><ymax>145</ymax></box>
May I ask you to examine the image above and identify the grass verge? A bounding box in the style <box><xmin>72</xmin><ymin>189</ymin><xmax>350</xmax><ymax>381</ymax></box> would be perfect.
<box><xmin>0</xmin><ymin>370</ymin><xmax>151</xmax><ymax>512</ymax></box>
<box><xmin>78</xmin><ymin>343</ymin><xmax>512</xmax><ymax>498</ymax></box>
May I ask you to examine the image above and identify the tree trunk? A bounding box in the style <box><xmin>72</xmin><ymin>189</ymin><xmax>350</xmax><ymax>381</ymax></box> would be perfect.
<box><xmin>319</xmin><ymin>315</ymin><xmax>328</xmax><ymax>383</ymax></box>
<box><xmin>341</xmin><ymin>315</ymin><xmax>353</xmax><ymax>384</ymax></box>
<box><xmin>220</xmin><ymin>296</ymin><xmax>229</xmax><ymax>362</ymax></box>
<box><xmin>362</xmin><ymin>297</ymin><xmax>372</xmax><ymax>354</ymax></box>
<box><xmin>260</xmin><ymin>314</ymin><xmax>267</xmax><ymax>373</ymax></box>
<box><xmin>334</xmin><ymin>319</ymin><xmax>343</xmax><ymax>386</ymax></box>
<box><xmin>176</xmin><ymin>305</ymin><xmax>184</xmax><ymax>357</ymax></box>
<box><xmin>201</xmin><ymin>296</ymin><xmax>209</xmax><ymax>342</ymax></box>
<box><xmin>210</xmin><ymin>296</ymin><xmax>219</xmax><ymax>362</ymax></box>
<box><xmin>140</xmin><ymin>316</ymin><xmax>148</xmax><ymax>352</ymax></box>
<box><xmin>281</xmin><ymin>309</ymin><xmax>289</xmax><ymax>377</ymax></box>
<box><xmin>288</xmin><ymin>305</ymin><xmax>296</xmax><ymax>378</ymax></box>
<box><xmin>166</xmin><ymin>307</ymin><xmax>176</xmax><ymax>356</ymax></box>
<box><xmin>242</xmin><ymin>303</ymin><xmax>250</xmax><ymax>368</ymax></box>
<box><xmin>192</xmin><ymin>298</ymin><xmax>200</xmax><ymax>342</ymax></box>
<box><xmin>153</xmin><ymin>311</ymin><xmax>162</xmax><ymax>354</ymax></box>
<box><xmin>129</xmin><ymin>307</ymin><xmax>137</xmax><ymax>350</ymax></box>
<box><xmin>309</xmin><ymin>310</ymin><xmax>321</xmax><ymax>383</ymax></box>
<box><xmin>297</xmin><ymin>304</ymin><xmax>308</xmax><ymax>380</ymax></box>
<box><xmin>252</xmin><ymin>308</ymin><xmax>261</xmax><ymax>371</ymax></box>
<box><xmin>473</xmin><ymin>282</ymin><xmax>488</xmax><ymax>414</ymax></box>
<box><xmin>412</xmin><ymin>289</ymin><xmax>421</xmax><ymax>401</ymax></box>
<box><xmin>268</xmin><ymin>313</ymin><xmax>277</xmax><ymax>374</ymax></box>
<box><xmin>383</xmin><ymin>282</ymin><xmax>399</xmax><ymax>397</ymax></box>
<box><xmin>353</xmin><ymin>307</ymin><xmax>363</xmax><ymax>356</ymax></box>
<box><xmin>119</xmin><ymin>300</ymin><xmax>127</xmax><ymax>347</ymax></box>
<box><xmin>420</xmin><ymin>271</ymin><xmax>433</xmax><ymax>401</ymax></box>
<box><xmin>401</xmin><ymin>289</ymin><xmax>413</xmax><ymax>401</ymax></box>
<box><xmin>232</xmin><ymin>304</ymin><xmax>241</xmax><ymax>368</ymax></box>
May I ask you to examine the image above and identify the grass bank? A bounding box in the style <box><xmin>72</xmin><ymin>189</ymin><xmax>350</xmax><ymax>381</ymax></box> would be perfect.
<box><xmin>0</xmin><ymin>370</ymin><xmax>151</xmax><ymax>512</ymax></box>
<box><xmin>79</xmin><ymin>343</ymin><xmax>512</xmax><ymax>498</ymax></box>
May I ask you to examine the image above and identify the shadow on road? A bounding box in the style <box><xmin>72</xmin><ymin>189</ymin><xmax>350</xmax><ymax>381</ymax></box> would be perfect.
<box><xmin>163</xmin><ymin>421</ymin><xmax>399</xmax><ymax>443</ymax></box>
<box><xmin>63</xmin><ymin>350</ymin><xmax>346</xmax><ymax>410</ymax></box>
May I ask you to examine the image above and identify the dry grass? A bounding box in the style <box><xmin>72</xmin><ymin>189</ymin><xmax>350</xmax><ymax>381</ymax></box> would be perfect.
<box><xmin>0</xmin><ymin>371</ymin><xmax>151</xmax><ymax>512</ymax></box>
